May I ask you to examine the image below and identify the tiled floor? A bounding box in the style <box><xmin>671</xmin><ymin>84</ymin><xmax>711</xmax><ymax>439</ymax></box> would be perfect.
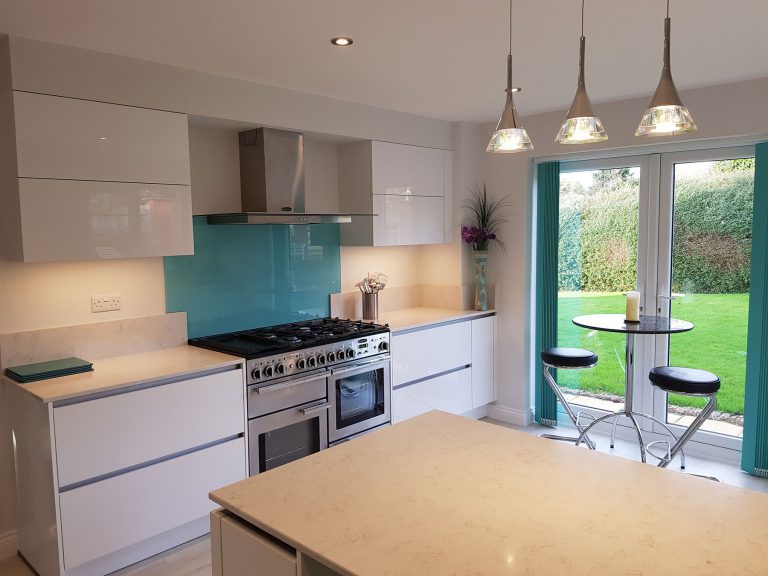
<box><xmin>562</xmin><ymin>389</ymin><xmax>744</xmax><ymax>437</ymax></box>
<box><xmin>484</xmin><ymin>417</ymin><xmax>768</xmax><ymax>494</ymax></box>
<box><xmin>0</xmin><ymin>537</ymin><xmax>211</xmax><ymax>576</ymax></box>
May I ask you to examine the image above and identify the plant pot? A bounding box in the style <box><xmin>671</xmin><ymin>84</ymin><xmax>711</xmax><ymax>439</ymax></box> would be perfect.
<box><xmin>473</xmin><ymin>250</ymin><xmax>488</xmax><ymax>311</ymax></box>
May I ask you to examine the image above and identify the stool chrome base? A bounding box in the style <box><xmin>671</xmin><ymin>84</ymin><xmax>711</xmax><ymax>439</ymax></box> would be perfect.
<box><xmin>542</xmin><ymin>365</ymin><xmax>597</xmax><ymax>450</ymax></box>
<box><xmin>575</xmin><ymin>410</ymin><xmax>688</xmax><ymax>469</ymax></box>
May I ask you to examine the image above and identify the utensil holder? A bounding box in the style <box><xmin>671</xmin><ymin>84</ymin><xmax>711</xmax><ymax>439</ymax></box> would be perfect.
<box><xmin>362</xmin><ymin>293</ymin><xmax>378</xmax><ymax>320</ymax></box>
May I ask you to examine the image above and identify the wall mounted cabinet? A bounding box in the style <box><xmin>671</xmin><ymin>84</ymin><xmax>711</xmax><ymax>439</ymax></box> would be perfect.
<box><xmin>339</xmin><ymin>140</ymin><xmax>453</xmax><ymax>246</ymax></box>
<box><xmin>0</xmin><ymin>91</ymin><xmax>193</xmax><ymax>261</ymax></box>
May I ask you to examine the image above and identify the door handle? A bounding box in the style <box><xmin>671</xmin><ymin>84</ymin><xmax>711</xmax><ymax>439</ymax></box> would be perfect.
<box><xmin>256</xmin><ymin>372</ymin><xmax>326</xmax><ymax>393</ymax></box>
<box><xmin>301</xmin><ymin>401</ymin><xmax>332</xmax><ymax>415</ymax></box>
<box><xmin>332</xmin><ymin>356</ymin><xmax>390</xmax><ymax>377</ymax></box>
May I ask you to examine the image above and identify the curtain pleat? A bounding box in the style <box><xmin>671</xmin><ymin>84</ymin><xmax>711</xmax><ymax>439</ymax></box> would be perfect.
<box><xmin>535</xmin><ymin>162</ymin><xmax>560</xmax><ymax>427</ymax></box>
<box><xmin>742</xmin><ymin>142</ymin><xmax>768</xmax><ymax>477</ymax></box>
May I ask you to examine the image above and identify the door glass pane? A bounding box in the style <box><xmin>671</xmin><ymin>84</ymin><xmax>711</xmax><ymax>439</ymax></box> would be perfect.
<box><xmin>558</xmin><ymin>167</ymin><xmax>641</xmax><ymax>413</ymax></box>
<box><xmin>336</xmin><ymin>368</ymin><xmax>385</xmax><ymax>429</ymax></box>
<box><xmin>259</xmin><ymin>418</ymin><xmax>320</xmax><ymax>472</ymax></box>
<box><xmin>668</xmin><ymin>158</ymin><xmax>754</xmax><ymax>437</ymax></box>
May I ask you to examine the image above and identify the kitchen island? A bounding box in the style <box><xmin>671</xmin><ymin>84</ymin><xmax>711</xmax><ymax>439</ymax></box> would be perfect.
<box><xmin>209</xmin><ymin>410</ymin><xmax>768</xmax><ymax>575</ymax></box>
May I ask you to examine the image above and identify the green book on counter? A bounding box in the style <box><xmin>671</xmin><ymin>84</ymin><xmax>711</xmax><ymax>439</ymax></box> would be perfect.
<box><xmin>5</xmin><ymin>357</ymin><xmax>93</xmax><ymax>383</ymax></box>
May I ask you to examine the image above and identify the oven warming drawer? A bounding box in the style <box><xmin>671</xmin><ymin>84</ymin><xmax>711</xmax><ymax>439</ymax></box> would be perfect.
<box><xmin>247</xmin><ymin>372</ymin><xmax>327</xmax><ymax>418</ymax></box>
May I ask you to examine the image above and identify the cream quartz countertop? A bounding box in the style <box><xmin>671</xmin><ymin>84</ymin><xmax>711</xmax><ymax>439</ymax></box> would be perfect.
<box><xmin>368</xmin><ymin>307</ymin><xmax>494</xmax><ymax>333</ymax></box>
<box><xmin>211</xmin><ymin>411</ymin><xmax>768</xmax><ymax>576</ymax></box>
<box><xmin>7</xmin><ymin>345</ymin><xmax>243</xmax><ymax>403</ymax></box>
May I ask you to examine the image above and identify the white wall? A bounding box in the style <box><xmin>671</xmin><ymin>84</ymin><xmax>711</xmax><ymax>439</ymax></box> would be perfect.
<box><xmin>485</xmin><ymin>77</ymin><xmax>768</xmax><ymax>424</ymax></box>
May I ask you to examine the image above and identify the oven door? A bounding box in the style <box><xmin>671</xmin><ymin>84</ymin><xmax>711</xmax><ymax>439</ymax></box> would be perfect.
<box><xmin>248</xmin><ymin>399</ymin><xmax>330</xmax><ymax>476</ymax></box>
<box><xmin>328</xmin><ymin>356</ymin><xmax>391</xmax><ymax>443</ymax></box>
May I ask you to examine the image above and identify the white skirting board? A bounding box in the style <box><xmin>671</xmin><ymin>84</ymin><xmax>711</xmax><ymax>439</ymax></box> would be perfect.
<box><xmin>0</xmin><ymin>530</ymin><xmax>17</xmax><ymax>561</ymax></box>
<box><xmin>487</xmin><ymin>404</ymin><xmax>534</xmax><ymax>426</ymax></box>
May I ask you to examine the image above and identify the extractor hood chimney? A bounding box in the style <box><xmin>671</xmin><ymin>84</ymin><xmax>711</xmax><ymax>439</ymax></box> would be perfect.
<box><xmin>206</xmin><ymin>127</ymin><xmax>353</xmax><ymax>225</ymax></box>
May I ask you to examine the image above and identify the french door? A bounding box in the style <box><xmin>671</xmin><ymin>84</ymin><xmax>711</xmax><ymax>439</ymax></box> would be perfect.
<box><xmin>556</xmin><ymin>146</ymin><xmax>755</xmax><ymax>456</ymax></box>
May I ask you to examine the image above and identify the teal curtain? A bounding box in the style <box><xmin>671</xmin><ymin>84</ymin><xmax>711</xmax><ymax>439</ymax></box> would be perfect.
<box><xmin>742</xmin><ymin>142</ymin><xmax>768</xmax><ymax>477</ymax></box>
<box><xmin>535</xmin><ymin>162</ymin><xmax>560</xmax><ymax>426</ymax></box>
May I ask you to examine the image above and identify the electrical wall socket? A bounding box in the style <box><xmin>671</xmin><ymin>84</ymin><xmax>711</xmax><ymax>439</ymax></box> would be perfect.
<box><xmin>91</xmin><ymin>293</ymin><xmax>121</xmax><ymax>313</ymax></box>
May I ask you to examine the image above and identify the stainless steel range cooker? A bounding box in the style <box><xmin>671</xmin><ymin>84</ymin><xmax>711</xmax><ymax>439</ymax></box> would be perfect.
<box><xmin>189</xmin><ymin>318</ymin><xmax>391</xmax><ymax>476</ymax></box>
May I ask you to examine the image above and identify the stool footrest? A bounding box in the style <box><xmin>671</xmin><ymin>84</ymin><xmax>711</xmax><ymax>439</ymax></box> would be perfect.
<box><xmin>645</xmin><ymin>440</ymin><xmax>672</xmax><ymax>463</ymax></box>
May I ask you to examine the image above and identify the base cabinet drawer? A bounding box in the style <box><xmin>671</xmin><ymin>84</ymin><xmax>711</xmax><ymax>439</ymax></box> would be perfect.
<box><xmin>392</xmin><ymin>368</ymin><xmax>472</xmax><ymax>424</ymax></box>
<box><xmin>59</xmin><ymin>437</ymin><xmax>246</xmax><ymax>570</ymax></box>
<box><xmin>54</xmin><ymin>369</ymin><xmax>244</xmax><ymax>487</ymax></box>
<box><xmin>220</xmin><ymin>516</ymin><xmax>296</xmax><ymax>576</ymax></box>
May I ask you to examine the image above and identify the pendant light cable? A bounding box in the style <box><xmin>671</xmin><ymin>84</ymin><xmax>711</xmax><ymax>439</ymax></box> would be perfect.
<box><xmin>666</xmin><ymin>0</ymin><xmax>670</xmax><ymax>18</ymax></box>
<box><xmin>581</xmin><ymin>0</ymin><xmax>585</xmax><ymax>38</ymax></box>
<box><xmin>509</xmin><ymin>0</ymin><xmax>512</xmax><ymax>56</ymax></box>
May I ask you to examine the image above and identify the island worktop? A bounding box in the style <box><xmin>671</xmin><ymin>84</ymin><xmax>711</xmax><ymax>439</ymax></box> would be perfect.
<box><xmin>209</xmin><ymin>411</ymin><xmax>768</xmax><ymax>575</ymax></box>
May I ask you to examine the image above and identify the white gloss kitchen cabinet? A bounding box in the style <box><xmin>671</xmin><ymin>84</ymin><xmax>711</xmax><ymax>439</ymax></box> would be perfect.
<box><xmin>338</xmin><ymin>140</ymin><xmax>453</xmax><ymax>246</ymax></box>
<box><xmin>0</xmin><ymin>91</ymin><xmax>193</xmax><ymax>261</ymax></box>
<box><xmin>6</xmin><ymin>364</ymin><xmax>246</xmax><ymax>576</ymax></box>
<box><xmin>391</xmin><ymin>315</ymin><xmax>495</xmax><ymax>423</ymax></box>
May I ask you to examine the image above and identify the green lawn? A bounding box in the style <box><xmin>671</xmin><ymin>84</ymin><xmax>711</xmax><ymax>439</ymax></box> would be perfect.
<box><xmin>557</xmin><ymin>292</ymin><xmax>748</xmax><ymax>415</ymax></box>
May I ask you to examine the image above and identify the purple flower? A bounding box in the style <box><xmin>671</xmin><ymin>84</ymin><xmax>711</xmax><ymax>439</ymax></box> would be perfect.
<box><xmin>461</xmin><ymin>226</ymin><xmax>480</xmax><ymax>244</ymax></box>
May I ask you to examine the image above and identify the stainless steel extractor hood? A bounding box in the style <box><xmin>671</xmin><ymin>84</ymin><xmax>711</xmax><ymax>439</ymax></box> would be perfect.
<box><xmin>206</xmin><ymin>127</ymin><xmax>353</xmax><ymax>225</ymax></box>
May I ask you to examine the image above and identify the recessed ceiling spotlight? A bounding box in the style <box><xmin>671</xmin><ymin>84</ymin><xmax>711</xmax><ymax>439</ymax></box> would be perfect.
<box><xmin>331</xmin><ymin>37</ymin><xmax>353</xmax><ymax>46</ymax></box>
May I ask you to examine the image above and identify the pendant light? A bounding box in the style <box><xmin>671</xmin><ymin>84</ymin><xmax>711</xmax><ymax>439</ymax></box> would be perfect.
<box><xmin>635</xmin><ymin>0</ymin><xmax>697</xmax><ymax>137</ymax></box>
<box><xmin>487</xmin><ymin>0</ymin><xmax>533</xmax><ymax>153</ymax></box>
<box><xmin>555</xmin><ymin>0</ymin><xmax>607</xmax><ymax>144</ymax></box>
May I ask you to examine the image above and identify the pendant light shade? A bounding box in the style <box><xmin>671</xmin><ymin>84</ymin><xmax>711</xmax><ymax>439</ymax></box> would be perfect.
<box><xmin>636</xmin><ymin>2</ymin><xmax>697</xmax><ymax>137</ymax></box>
<box><xmin>487</xmin><ymin>0</ymin><xmax>533</xmax><ymax>153</ymax></box>
<box><xmin>556</xmin><ymin>2</ymin><xmax>607</xmax><ymax>144</ymax></box>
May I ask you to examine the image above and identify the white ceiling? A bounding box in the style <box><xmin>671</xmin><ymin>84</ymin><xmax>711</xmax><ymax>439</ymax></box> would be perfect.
<box><xmin>0</xmin><ymin>0</ymin><xmax>766</xmax><ymax>123</ymax></box>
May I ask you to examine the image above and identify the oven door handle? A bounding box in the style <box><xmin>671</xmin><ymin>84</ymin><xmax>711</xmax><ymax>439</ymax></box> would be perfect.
<box><xmin>301</xmin><ymin>401</ymin><xmax>332</xmax><ymax>415</ymax></box>
<box><xmin>256</xmin><ymin>373</ymin><xmax>327</xmax><ymax>394</ymax></box>
<box><xmin>332</xmin><ymin>355</ymin><xmax>390</xmax><ymax>377</ymax></box>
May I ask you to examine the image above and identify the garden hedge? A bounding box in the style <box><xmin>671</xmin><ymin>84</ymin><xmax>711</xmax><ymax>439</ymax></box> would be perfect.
<box><xmin>559</xmin><ymin>170</ymin><xmax>754</xmax><ymax>293</ymax></box>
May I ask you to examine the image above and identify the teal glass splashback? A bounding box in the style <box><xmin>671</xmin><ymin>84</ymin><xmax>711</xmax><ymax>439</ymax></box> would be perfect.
<box><xmin>164</xmin><ymin>217</ymin><xmax>341</xmax><ymax>338</ymax></box>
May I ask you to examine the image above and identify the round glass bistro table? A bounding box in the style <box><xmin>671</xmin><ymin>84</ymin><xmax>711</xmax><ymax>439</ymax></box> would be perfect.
<box><xmin>570</xmin><ymin>314</ymin><xmax>693</xmax><ymax>463</ymax></box>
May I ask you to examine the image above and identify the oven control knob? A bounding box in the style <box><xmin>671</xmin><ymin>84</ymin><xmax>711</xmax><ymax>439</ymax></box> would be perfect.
<box><xmin>378</xmin><ymin>341</ymin><xmax>389</xmax><ymax>352</ymax></box>
<box><xmin>296</xmin><ymin>358</ymin><xmax>306</xmax><ymax>370</ymax></box>
<box><xmin>307</xmin><ymin>356</ymin><xmax>317</xmax><ymax>368</ymax></box>
<box><xmin>263</xmin><ymin>365</ymin><xmax>274</xmax><ymax>378</ymax></box>
<box><xmin>251</xmin><ymin>367</ymin><xmax>261</xmax><ymax>380</ymax></box>
<box><xmin>326</xmin><ymin>351</ymin><xmax>336</xmax><ymax>363</ymax></box>
<box><xmin>317</xmin><ymin>354</ymin><xmax>326</xmax><ymax>365</ymax></box>
<box><xmin>346</xmin><ymin>348</ymin><xmax>356</xmax><ymax>359</ymax></box>
<box><xmin>275</xmin><ymin>362</ymin><xmax>285</xmax><ymax>375</ymax></box>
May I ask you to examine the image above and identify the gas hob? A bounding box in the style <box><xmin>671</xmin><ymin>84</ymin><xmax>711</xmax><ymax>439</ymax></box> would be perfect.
<box><xmin>188</xmin><ymin>317</ymin><xmax>390</xmax><ymax>385</ymax></box>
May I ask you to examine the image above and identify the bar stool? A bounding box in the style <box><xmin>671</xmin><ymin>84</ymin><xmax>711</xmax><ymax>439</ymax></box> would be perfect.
<box><xmin>647</xmin><ymin>366</ymin><xmax>720</xmax><ymax>469</ymax></box>
<box><xmin>540</xmin><ymin>347</ymin><xmax>598</xmax><ymax>450</ymax></box>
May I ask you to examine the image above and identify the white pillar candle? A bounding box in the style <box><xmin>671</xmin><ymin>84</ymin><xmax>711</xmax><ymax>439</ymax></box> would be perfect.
<box><xmin>626</xmin><ymin>291</ymin><xmax>641</xmax><ymax>322</ymax></box>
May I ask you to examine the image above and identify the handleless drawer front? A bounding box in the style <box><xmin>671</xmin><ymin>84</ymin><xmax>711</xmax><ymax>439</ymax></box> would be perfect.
<box><xmin>426</xmin><ymin>322</ymin><xmax>471</xmax><ymax>374</ymax></box>
<box><xmin>54</xmin><ymin>369</ymin><xmax>244</xmax><ymax>488</ymax></box>
<box><xmin>59</xmin><ymin>437</ymin><xmax>245</xmax><ymax>570</ymax></box>
<box><xmin>220</xmin><ymin>516</ymin><xmax>296</xmax><ymax>576</ymax></box>
<box><xmin>392</xmin><ymin>367</ymin><xmax>472</xmax><ymax>424</ymax></box>
<box><xmin>391</xmin><ymin>331</ymin><xmax>428</xmax><ymax>387</ymax></box>
<box><xmin>18</xmin><ymin>178</ymin><xmax>193</xmax><ymax>261</ymax></box>
<box><xmin>13</xmin><ymin>92</ymin><xmax>191</xmax><ymax>184</ymax></box>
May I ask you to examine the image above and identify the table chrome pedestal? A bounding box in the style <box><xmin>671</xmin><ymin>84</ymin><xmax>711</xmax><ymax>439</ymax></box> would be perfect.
<box><xmin>570</xmin><ymin>314</ymin><xmax>694</xmax><ymax>467</ymax></box>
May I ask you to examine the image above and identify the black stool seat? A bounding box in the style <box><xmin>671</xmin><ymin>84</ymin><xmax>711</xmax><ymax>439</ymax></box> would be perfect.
<box><xmin>649</xmin><ymin>366</ymin><xmax>721</xmax><ymax>395</ymax></box>
<box><xmin>541</xmin><ymin>347</ymin><xmax>598</xmax><ymax>368</ymax></box>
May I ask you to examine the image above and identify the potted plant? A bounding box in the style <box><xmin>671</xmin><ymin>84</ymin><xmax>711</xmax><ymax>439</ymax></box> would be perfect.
<box><xmin>461</xmin><ymin>186</ymin><xmax>509</xmax><ymax>311</ymax></box>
